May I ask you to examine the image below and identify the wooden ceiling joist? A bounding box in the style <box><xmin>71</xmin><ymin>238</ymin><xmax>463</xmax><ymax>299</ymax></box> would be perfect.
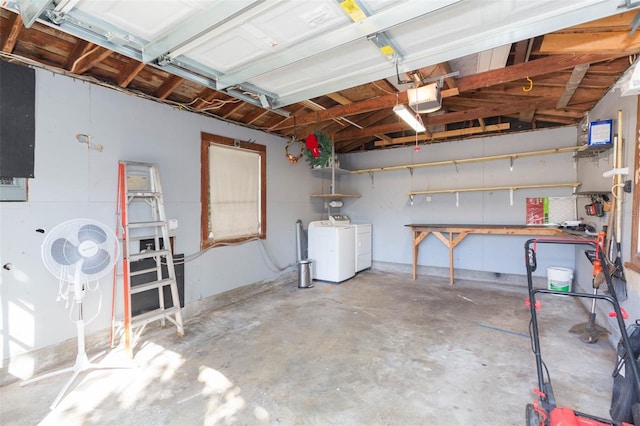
<box><xmin>241</xmin><ymin>108</ymin><xmax>270</xmax><ymax>126</ymax></box>
<box><xmin>67</xmin><ymin>42</ymin><xmax>112</xmax><ymax>74</ymax></box>
<box><xmin>539</xmin><ymin>32</ymin><xmax>640</xmax><ymax>54</ymax></box>
<box><xmin>334</xmin><ymin>98</ymin><xmax>555</xmax><ymax>142</ymax></box>
<box><xmin>556</xmin><ymin>64</ymin><xmax>590</xmax><ymax>108</ymax></box>
<box><xmin>1</xmin><ymin>13</ymin><xmax>22</xmax><ymax>53</ymax></box>
<box><xmin>454</xmin><ymin>54</ymin><xmax>617</xmax><ymax>91</ymax></box>
<box><xmin>373</xmin><ymin>123</ymin><xmax>511</xmax><ymax>148</ymax></box>
<box><xmin>272</xmin><ymin>54</ymin><xmax>617</xmax><ymax>132</ymax></box>
<box><xmin>221</xmin><ymin>102</ymin><xmax>246</xmax><ymax>119</ymax></box>
<box><xmin>117</xmin><ymin>61</ymin><xmax>145</xmax><ymax>88</ymax></box>
<box><xmin>519</xmin><ymin>110</ymin><xmax>536</xmax><ymax>123</ymax></box>
<box><xmin>155</xmin><ymin>75</ymin><xmax>184</xmax><ymax>100</ymax></box>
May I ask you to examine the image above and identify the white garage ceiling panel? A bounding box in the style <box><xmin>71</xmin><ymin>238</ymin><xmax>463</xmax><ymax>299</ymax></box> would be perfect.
<box><xmin>7</xmin><ymin>0</ymin><xmax>635</xmax><ymax>111</ymax></box>
<box><xmin>75</xmin><ymin>0</ymin><xmax>211</xmax><ymax>40</ymax></box>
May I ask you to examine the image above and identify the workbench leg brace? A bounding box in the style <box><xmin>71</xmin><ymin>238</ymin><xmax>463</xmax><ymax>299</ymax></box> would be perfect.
<box><xmin>412</xmin><ymin>230</ymin><xmax>469</xmax><ymax>284</ymax></box>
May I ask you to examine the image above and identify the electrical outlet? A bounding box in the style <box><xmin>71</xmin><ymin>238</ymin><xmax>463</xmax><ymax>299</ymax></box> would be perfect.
<box><xmin>623</xmin><ymin>180</ymin><xmax>632</xmax><ymax>193</ymax></box>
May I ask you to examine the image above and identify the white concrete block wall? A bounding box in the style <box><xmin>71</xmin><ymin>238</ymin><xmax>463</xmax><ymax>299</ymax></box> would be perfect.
<box><xmin>339</xmin><ymin>126</ymin><xmax>579</xmax><ymax>277</ymax></box>
<box><xmin>0</xmin><ymin>70</ymin><xmax>320</xmax><ymax>368</ymax></box>
<box><xmin>2</xmin><ymin>67</ymin><xmax>638</xmax><ymax>372</ymax></box>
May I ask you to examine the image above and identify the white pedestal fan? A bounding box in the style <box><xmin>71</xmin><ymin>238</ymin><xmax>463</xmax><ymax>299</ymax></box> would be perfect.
<box><xmin>21</xmin><ymin>219</ymin><xmax>121</xmax><ymax>410</ymax></box>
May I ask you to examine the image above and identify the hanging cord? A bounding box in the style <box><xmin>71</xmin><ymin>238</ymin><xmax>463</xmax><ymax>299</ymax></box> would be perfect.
<box><xmin>70</xmin><ymin>283</ymin><xmax>103</xmax><ymax>326</ymax></box>
<box><xmin>414</xmin><ymin>113</ymin><xmax>425</xmax><ymax>152</ymax></box>
<box><xmin>611</xmin><ymin>182</ymin><xmax>625</xmax><ymax>199</ymax></box>
<box><xmin>58</xmin><ymin>278</ymin><xmax>103</xmax><ymax>326</ymax></box>
<box><xmin>164</xmin><ymin>237</ymin><xmax>296</xmax><ymax>273</ymax></box>
<box><xmin>57</xmin><ymin>276</ymin><xmax>71</xmax><ymax>306</ymax></box>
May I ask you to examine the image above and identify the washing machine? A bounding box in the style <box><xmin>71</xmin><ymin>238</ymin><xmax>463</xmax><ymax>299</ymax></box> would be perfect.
<box><xmin>308</xmin><ymin>219</ymin><xmax>355</xmax><ymax>283</ymax></box>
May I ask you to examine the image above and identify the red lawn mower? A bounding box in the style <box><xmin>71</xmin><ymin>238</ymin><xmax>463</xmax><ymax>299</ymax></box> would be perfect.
<box><xmin>524</xmin><ymin>237</ymin><xmax>640</xmax><ymax>426</ymax></box>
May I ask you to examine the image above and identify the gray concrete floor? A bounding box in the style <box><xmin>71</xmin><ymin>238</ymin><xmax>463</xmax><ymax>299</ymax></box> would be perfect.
<box><xmin>1</xmin><ymin>270</ymin><xmax>618</xmax><ymax>425</ymax></box>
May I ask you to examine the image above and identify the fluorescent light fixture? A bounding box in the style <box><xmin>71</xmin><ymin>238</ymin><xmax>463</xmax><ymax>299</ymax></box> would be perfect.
<box><xmin>393</xmin><ymin>104</ymin><xmax>425</xmax><ymax>132</ymax></box>
<box><xmin>407</xmin><ymin>82</ymin><xmax>441</xmax><ymax>113</ymax></box>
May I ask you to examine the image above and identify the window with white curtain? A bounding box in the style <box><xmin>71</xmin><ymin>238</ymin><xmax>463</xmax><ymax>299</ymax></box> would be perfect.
<box><xmin>201</xmin><ymin>132</ymin><xmax>266</xmax><ymax>248</ymax></box>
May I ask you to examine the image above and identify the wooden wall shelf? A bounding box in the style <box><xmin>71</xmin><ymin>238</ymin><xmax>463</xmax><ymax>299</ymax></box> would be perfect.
<box><xmin>310</xmin><ymin>167</ymin><xmax>352</xmax><ymax>176</ymax></box>
<box><xmin>309</xmin><ymin>193</ymin><xmax>361</xmax><ymax>199</ymax></box>
<box><xmin>408</xmin><ymin>182</ymin><xmax>581</xmax><ymax>196</ymax></box>
<box><xmin>350</xmin><ymin>146</ymin><xmax>579</xmax><ymax>175</ymax></box>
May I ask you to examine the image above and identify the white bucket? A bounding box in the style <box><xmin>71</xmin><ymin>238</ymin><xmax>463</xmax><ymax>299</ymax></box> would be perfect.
<box><xmin>547</xmin><ymin>267</ymin><xmax>573</xmax><ymax>292</ymax></box>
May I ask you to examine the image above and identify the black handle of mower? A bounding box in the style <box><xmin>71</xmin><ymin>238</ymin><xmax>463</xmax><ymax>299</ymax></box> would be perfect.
<box><xmin>523</xmin><ymin>238</ymin><xmax>640</xmax><ymax>417</ymax></box>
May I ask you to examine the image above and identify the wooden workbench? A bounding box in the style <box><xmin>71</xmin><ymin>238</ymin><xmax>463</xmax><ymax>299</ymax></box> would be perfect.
<box><xmin>406</xmin><ymin>224</ymin><xmax>568</xmax><ymax>284</ymax></box>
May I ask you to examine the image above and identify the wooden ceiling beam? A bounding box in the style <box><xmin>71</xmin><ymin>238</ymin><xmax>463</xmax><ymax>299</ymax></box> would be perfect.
<box><xmin>539</xmin><ymin>32</ymin><xmax>640</xmax><ymax>54</ymax></box>
<box><xmin>353</xmin><ymin>109</ymin><xmax>394</xmax><ymax>128</ymax></box>
<box><xmin>338</xmin><ymin>137</ymin><xmax>375</xmax><ymax>153</ymax></box>
<box><xmin>475</xmin><ymin>84</ymin><xmax>596</xmax><ymax>100</ymax></box>
<box><xmin>155</xmin><ymin>75</ymin><xmax>184</xmax><ymax>99</ymax></box>
<box><xmin>536</xmin><ymin>108</ymin><xmax>584</xmax><ymax>119</ymax></box>
<box><xmin>373</xmin><ymin>123</ymin><xmax>511</xmax><ymax>148</ymax></box>
<box><xmin>67</xmin><ymin>42</ymin><xmax>113</xmax><ymax>74</ymax></box>
<box><xmin>242</xmin><ymin>108</ymin><xmax>270</xmax><ymax>126</ymax></box>
<box><xmin>221</xmin><ymin>102</ymin><xmax>246</xmax><ymax>119</ymax></box>
<box><xmin>271</xmin><ymin>53</ymin><xmax>617</xmax><ymax>131</ymax></box>
<box><xmin>512</xmin><ymin>39</ymin><xmax>530</xmax><ymax>65</ymax></box>
<box><xmin>260</xmin><ymin>104</ymin><xmax>306</xmax><ymax>131</ymax></box>
<box><xmin>65</xmin><ymin>40</ymin><xmax>91</xmax><ymax>71</ymax></box>
<box><xmin>503</xmin><ymin>111</ymin><xmax>576</xmax><ymax>125</ymax></box>
<box><xmin>518</xmin><ymin>109</ymin><xmax>536</xmax><ymax>123</ymax></box>
<box><xmin>117</xmin><ymin>61</ymin><xmax>145</xmax><ymax>88</ymax></box>
<box><xmin>439</xmin><ymin>62</ymin><xmax>457</xmax><ymax>90</ymax></box>
<box><xmin>333</xmin><ymin>98</ymin><xmax>555</xmax><ymax>141</ymax></box>
<box><xmin>527</xmin><ymin>114</ymin><xmax>577</xmax><ymax>125</ymax></box>
<box><xmin>326</xmin><ymin>92</ymin><xmax>353</xmax><ymax>105</ymax></box>
<box><xmin>556</xmin><ymin>64</ymin><xmax>590</xmax><ymax>108</ymax></box>
<box><xmin>192</xmin><ymin>89</ymin><xmax>218</xmax><ymax>110</ymax></box>
<box><xmin>270</xmin><ymin>87</ymin><xmax>457</xmax><ymax>131</ymax></box>
<box><xmin>567</xmin><ymin>10</ymin><xmax>637</xmax><ymax>30</ymax></box>
<box><xmin>426</xmin><ymin>98</ymin><xmax>555</xmax><ymax>126</ymax></box>
<box><xmin>371</xmin><ymin>78</ymin><xmax>399</xmax><ymax>95</ymax></box>
<box><xmin>454</xmin><ymin>54</ymin><xmax>616</xmax><ymax>92</ymax></box>
<box><xmin>1</xmin><ymin>13</ymin><xmax>22</xmax><ymax>53</ymax></box>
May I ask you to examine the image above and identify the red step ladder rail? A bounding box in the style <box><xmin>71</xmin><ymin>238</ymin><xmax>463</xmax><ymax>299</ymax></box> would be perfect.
<box><xmin>110</xmin><ymin>162</ymin><xmax>133</xmax><ymax>357</ymax></box>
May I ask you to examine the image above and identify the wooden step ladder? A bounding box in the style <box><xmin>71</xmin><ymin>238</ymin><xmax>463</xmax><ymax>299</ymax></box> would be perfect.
<box><xmin>111</xmin><ymin>161</ymin><xmax>184</xmax><ymax>356</ymax></box>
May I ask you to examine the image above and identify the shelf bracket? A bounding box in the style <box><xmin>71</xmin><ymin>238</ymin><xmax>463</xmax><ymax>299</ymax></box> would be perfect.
<box><xmin>409</xmin><ymin>194</ymin><xmax>414</xmax><ymax>206</ymax></box>
<box><xmin>407</xmin><ymin>167</ymin><xmax>414</xmax><ymax>176</ymax></box>
<box><xmin>509</xmin><ymin>188</ymin><xmax>514</xmax><ymax>206</ymax></box>
<box><xmin>455</xmin><ymin>192</ymin><xmax>459</xmax><ymax>207</ymax></box>
<box><xmin>453</xmin><ymin>161</ymin><xmax>459</xmax><ymax>174</ymax></box>
<box><xmin>368</xmin><ymin>171</ymin><xmax>375</xmax><ymax>187</ymax></box>
<box><xmin>510</xmin><ymin>156</ymin><xmax>514</xmax><ymax>172</ymax></box>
